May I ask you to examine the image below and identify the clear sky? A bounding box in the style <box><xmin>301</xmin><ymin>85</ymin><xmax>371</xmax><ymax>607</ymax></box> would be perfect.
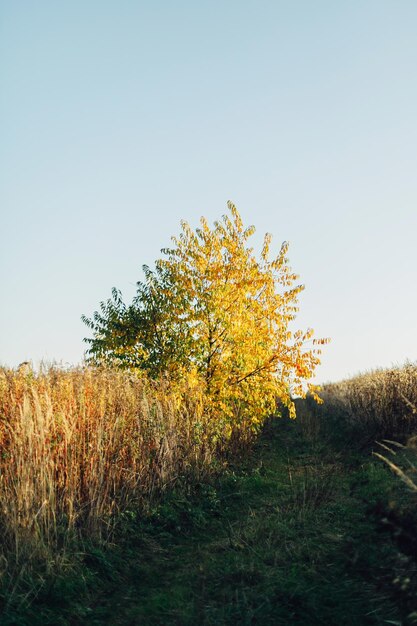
<box><xmin>1</xmin><ymin>1</ymin><xmax>416</xmax><ymax>383</ymax></box>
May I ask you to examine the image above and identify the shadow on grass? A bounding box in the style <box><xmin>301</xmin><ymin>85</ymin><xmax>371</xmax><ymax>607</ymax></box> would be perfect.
<box><xmin>3</xmin><ymin>418</ymin><xmax>417</xmax><ymax>625</ymax></box>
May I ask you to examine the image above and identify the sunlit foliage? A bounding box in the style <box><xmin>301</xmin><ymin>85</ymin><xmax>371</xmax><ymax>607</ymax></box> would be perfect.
<box><xmin>83</xmin><ymin>203</ymin><xmax>327</xmax><ymax>433</ymax></box>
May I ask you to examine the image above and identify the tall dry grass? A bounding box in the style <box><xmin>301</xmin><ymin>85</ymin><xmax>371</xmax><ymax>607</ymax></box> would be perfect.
<box><xmin>0</xmin><ymin>364</ymin><xmax>222</xmax><ymax>587</ymax></box>
<box><xmin>298</xmin><ymin>363</ymin><xmax>417</xmax><ymax>442</ymax></box>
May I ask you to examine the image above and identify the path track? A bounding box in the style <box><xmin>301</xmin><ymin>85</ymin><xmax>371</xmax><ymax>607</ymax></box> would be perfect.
<box><xmin>82</xmin><ymin>420</ymin><xmax>403</xmax><ymax>625</ymax></box>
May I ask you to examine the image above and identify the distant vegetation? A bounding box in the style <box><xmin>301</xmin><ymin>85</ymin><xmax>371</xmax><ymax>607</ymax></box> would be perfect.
<box><xmin>299</xmin><ymin>363</ymin><xmax>417</xmax><ymax>523</ymax></box>
<box><xmin>297</xmin><ymin>362</ymin><xmax>417</xmax><ymax>443</ymax></box>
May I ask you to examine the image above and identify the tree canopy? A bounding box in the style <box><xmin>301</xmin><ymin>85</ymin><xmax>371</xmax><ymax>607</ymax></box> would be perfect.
<box><xmin>83</xmin><ymin>203</ymin><xmax>327</xmax><ymax>433</ymax></box>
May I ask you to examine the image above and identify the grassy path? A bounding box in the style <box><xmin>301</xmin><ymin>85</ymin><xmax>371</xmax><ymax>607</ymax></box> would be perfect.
<box><xmin>73</xmin><ymin>420</ymin><xmax>405</xmax><ymax>626</ymax></box>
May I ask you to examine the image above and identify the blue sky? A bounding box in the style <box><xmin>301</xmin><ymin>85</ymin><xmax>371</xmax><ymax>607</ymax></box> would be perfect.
<box><xmin>1</xmin><ymin>1</ymin><xmax>416</xmax><ymax>383</ymax></box>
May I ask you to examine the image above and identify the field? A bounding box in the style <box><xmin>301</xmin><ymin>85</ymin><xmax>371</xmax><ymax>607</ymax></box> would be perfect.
<box><xmin>0</xmin><ymin>363</ymin><xmax>417</xmax><ymax>624</ymax></box>
<box><xmin>298</xmin><ymin>363</ymin><xmax>417</xmax><ymax>443</ymax></box>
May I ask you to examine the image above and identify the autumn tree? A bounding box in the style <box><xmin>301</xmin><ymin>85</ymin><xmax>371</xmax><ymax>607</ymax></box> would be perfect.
<box><xmin>83</xmin><ymin>203</ymin><xmax>326</xmax><ymax>434</ymax></box>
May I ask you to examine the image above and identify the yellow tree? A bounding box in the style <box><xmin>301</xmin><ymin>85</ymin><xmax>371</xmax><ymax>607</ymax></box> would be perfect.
<box><xmin>84</xmin><ymin>202</ymin><xmax>327</xmax><ymax>436</ymax></box>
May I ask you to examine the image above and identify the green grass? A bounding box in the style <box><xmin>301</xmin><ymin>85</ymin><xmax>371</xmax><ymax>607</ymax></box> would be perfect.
<box><xmin>2</xmin><ymin>418</ymin><xmax>416</xmax><ymax>625</ymax></box>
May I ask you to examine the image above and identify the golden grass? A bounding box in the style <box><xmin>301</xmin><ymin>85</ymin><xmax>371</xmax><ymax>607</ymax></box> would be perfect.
<box><xmin>310</xmin><ymin>363</ymin><xmax>417</xmax><ymax>438</ymax></box>
<box><xmin>0</xmin><ymin>365</ymin><xmax>222</xmax><ymax>579</ymax></box>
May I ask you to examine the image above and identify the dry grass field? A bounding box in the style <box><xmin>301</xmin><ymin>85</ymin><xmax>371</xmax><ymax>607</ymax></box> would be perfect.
<box><xmin>297</xmin><ymin>362</ymin><xmax>417</xmax><ymax>443</ymax></box>
<box><xmin>1</xmin><ymin>362</ymin><xmax>417</xmax><ymax>624</ymax></box>
<box><xmin>0</xmin><ymin>366</ymin><xmax>222</xmax><ymax>588</ymax></box>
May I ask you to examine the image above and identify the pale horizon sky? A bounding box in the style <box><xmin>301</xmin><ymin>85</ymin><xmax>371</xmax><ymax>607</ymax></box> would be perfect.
<box><xmin>1</xmin><ymin>1</ymin><xmax>416</xmax><ymax>384</ymax></box>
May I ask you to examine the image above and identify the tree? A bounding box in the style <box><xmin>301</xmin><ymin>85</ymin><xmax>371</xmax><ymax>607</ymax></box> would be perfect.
<box><xmin>83</xmin><ymin>202</ymin><xmax>327</xmax><ymax>434</ymax></box>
